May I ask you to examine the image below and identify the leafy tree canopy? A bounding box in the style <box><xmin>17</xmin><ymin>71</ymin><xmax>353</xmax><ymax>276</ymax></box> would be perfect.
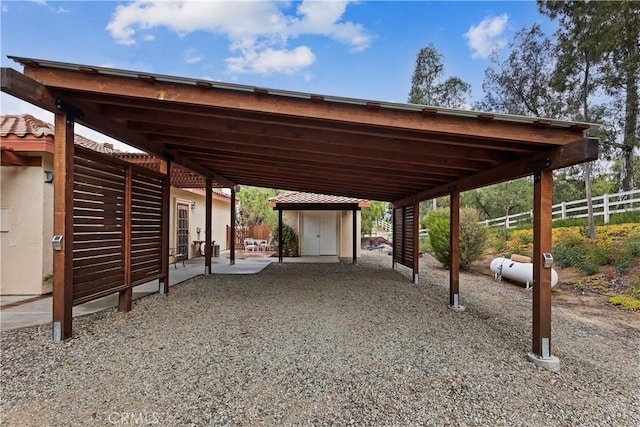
<box><xmin>408</xmin><ymin>44</ymin><xmax>471</xmax><ymax>108</ymax></box>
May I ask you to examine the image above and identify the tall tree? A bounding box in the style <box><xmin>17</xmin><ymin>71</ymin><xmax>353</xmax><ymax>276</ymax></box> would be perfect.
<box><xmin>540</xmin><ymin>1</ymin><xmax>639</xmax><ymax>192</ymax></box>
<box><xmin>538</xmin><ymin>0</ymin><xmax>606</xmax><ymax>238</ymax></box>
<box><xmin>477</xmin><ymin>24</ymin><xmax>572</xmax><ymax>118</ymax></box>
<box><xmin>236</xmin><ymin>186</ymin><xmax>278</xmax><ymax>227</ymax></box>
<box><xmin>408</xmin><ymin>44</ymin><xmax>471</xmax><ymax>108</ymax></box>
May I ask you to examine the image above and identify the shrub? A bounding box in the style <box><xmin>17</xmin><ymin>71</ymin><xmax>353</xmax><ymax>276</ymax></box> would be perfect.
<box><xmin>423</xmin><ymin>208</ymin><xmax>488</xmax><ymax>270</ymax></box>
<box><xmin>281</xmin><ymin>224</ymin><xmax>299</xmax><ymax>256</ymax></box>
<box><xmin>609</xmin><ymin>295</ymin><xmax>640</xmax><ymax>311</ymax></box>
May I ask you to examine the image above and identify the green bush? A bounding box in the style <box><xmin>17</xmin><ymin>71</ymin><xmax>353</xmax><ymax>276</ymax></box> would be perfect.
<box><xmin>423</xmin><ymin>208</ymin><xmax>488</xmax><ymax>270</ymax></box>
<box><xmin>282</xmin><ymin>224</ymin><xmax>299</xmax><ymax>256</ymax></box>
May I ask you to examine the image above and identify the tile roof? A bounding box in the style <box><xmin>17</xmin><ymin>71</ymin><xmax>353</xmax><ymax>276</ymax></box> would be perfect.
<box><xmin>0</xmin><ymin>114</ymin><xmax>121</xmax><ymax>154</ymax></box>
<box><xmin>270</xmin><ymin>191</ymin><xmax>369</xmax><ymax>205</ymax></box>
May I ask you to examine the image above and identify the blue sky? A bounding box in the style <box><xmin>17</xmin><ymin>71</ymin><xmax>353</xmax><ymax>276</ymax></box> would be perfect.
<box><xmin>1</xmin><ymin>0</ymin><xmax>555</xmax><ymax>149</ymax></box>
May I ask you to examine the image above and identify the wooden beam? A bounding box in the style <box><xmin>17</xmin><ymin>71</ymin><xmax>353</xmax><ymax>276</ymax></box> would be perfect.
<box><xmin>352</xmin><ymin>208</ymin><xmax>357</xmax><ymax>265</ymax></box>
<box><xmin>52</xmin><ymin>112</ymin><xmax>74</xmax><ymax>342</ymax></box>
<box><xmin>138</xmin><ymin>123</ymin><xmax>490</xmax><ymax>171</ymax></box>
<box><xmin>123</xmin><ymin>114</ymin><xmax>516</xmax><ymax>164</ymax></box>
<box><xmin>0</xmin><ymin>68</ymin><xmax>235</xmax><ymax>189</ymax></box>
<box><xmin>160</xmin><ymin>159</ymin><xmax>170</xmax><ymax>294</ymax></box>
<box><xmin>94</xmin><ymin>97</ymin><xmax>541</xmax><ymax>154</ymax></box>
<box><xmin>449</xmin><ymin>191</ymin><xmax>461</xmax><ymax>308</ymax></box>
<box><xmin>22</xmin><ymin>66</ymin><xmax>586</xmax><ymax>145</ymax></box>
<box><xmin>532</xmin><ymin>168</ymin><xmax>553</xmax><ymax>359</ymax></box>
<box><xmin>205</xmin><ymin>177</ymin><xmax>212</xmax><ymax>275</ymax></box>
<box><xmin>118</xmin><ymin>166</ymin><xmax>133</xmax><ymax>312</ymax></box>
<box><xmin>1</xmin><ymin>68</ymin><xmax>58</xmax><ymax>112</ymax></box>
<box><xmin>393</xmin><ymin>138</ymin><xmax>598</xmax><ymax>207</ymax></box>
<box><xmin>230</xmin><ymin>188</ymin><xmax>236</xmax><ymax>265</ymax></box>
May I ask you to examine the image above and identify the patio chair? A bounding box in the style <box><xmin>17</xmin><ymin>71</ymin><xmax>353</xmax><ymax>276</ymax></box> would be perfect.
<box><xmin>169</xmin><ymin>248</ymin><xmax>186</xmax><ymax>269</ymax></box>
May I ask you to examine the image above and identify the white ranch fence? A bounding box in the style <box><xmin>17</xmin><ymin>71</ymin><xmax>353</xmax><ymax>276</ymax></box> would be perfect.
<box><xmin>373</xmin><ymin>189</ymin><xmax>639</xmax><ymax>233</ymax></box>
<box><xmin>483</xmin><ymin>189</ymin><xmax>640</xmax><ymax>229</ymax></box>
<box><xmin>373</xmin><ymin>219</ymin><xmax>429</xmax><ymax>236</ymax></box>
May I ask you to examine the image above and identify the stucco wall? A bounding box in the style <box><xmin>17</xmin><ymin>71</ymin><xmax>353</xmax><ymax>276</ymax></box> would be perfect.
<box><xmin>0</xmin><ymin>160</ymin><xmax>47</xmax><ymax>295</ymax></box>
<box><xmin>169</xmin><ymin>188</ymin><xmax>230</xmax><ymax>258</ymax></box>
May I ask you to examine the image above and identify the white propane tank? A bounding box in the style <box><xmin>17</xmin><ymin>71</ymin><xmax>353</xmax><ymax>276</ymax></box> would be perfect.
<box><xmin>490</xmin><ymin>257</ymin><xmax>558</xmax><ymax>288</ymax></box>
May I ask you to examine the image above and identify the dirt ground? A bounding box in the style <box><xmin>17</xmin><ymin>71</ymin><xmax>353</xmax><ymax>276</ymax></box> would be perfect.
<box><xmin>466</xmin><ymin>254</ymin><xmax>639</xmax><ymax>335</ymax></box>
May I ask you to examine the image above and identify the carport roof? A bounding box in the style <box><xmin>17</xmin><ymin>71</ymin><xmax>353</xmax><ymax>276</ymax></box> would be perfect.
<box><xmin>1</xmin><ymin>56</ymin><xmax>599</xmax><ymax>205</ymax></box>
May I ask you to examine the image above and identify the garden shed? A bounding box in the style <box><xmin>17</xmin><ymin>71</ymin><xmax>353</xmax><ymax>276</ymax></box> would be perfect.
<box><xmin>1</xmin><ymin>56</ymin><xmax>598</xmax><ymax>370</ymax></box>
<box><xmin>269</xmin><ymin>191</ymin><xmax>370</xmax><ymax>262</ymax></box>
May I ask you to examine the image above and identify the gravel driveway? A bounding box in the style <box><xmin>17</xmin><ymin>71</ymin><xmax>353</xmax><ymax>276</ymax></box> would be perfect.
<box><xmin>1</xmin><ymin>251</ymin><xmax>638</xmax><ymax>426</ymax></box>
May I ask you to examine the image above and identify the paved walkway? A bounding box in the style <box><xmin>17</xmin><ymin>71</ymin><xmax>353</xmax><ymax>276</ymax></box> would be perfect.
<box><xmin>0</xmin><ymin>253</ymin><xmax>268</xmax><ymax>332</ymax></box>
<box><xmin>0</xmin><ymin>252</ymin><xmax>339</xmax><ymax>332</ymax></box>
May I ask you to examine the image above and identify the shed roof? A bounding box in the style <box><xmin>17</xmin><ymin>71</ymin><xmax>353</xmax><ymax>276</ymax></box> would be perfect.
<box><xmin>270</xmin><ymin>191</ymin><xmax>370</xmax><ymax>209</ymax></box>
<box><xmin>1</xmin><ymin>57</ymin><xmax>599</xmax><ymax>205</ymax></box>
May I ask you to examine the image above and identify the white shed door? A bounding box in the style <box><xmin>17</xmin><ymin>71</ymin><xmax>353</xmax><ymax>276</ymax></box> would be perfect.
<box><xmin>302</xmin><ymin>212</ymin><xmax>337</xmax><ymax>256</ymax></box>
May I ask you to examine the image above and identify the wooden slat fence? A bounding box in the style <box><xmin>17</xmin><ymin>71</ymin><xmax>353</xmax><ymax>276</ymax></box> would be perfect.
<box><xmin>130</xmin><ymin>167</ymin><xmax>164</xmax><ymax>286</ymax></box>
<box><xmin>72</xmin><ymin>147</ymin><xmax>166</xmax><ymax>306</ymax></box>
<box><xmin>393</xmin><ymin>206</ymin><xmax>415</xmax><ymax>269</ymax></box>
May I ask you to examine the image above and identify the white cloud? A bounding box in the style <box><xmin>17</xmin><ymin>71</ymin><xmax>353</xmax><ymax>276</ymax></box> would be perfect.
<box><xmin>2</xmin><ymin>5</ymin><xmax>8</xmax><ymax>13</ymax></box>
<box><xmin>106</xmin><ymin>0</ymin><xmax>371</xmax><ymax>75</ymax></box>
<box><xmin>184</xmin><ymin>47</ymin><xmax>203</xmax><ymax>64</ymax></box>
<box><xmin>464</xmin><ymin>14</ymin><xmax>508</xmax><ymax>59</ymax></box>
<box><xmin>56</xmin><ymin>7</ymin><xmax>70</xmax><ymax>14</ymax></box>
<box><xmin>226</xmin><ymin>46</ymin><xmax>315</xmax><ymax>75</ymax></box>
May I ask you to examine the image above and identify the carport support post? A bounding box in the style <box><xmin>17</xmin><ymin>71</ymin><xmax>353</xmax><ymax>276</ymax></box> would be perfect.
<box><xmin>449</xmin><ymin>191</ymin><xmax>463</xmax><ymax>310</ymax></box>
<box><xmin>391</xmin><ymin>208</ymin><xmax>396</xmax><ymax>270</ymax></box>
<box><xmin>205</xmin><ymin>177</ymin><xmax>212</xmax><ymax>275</ymax></box>
<box><xmin>159</xmin><ymin>159</ymin><xmax>170</xmax><ymax>295</ymax></box>
<box><xmin>230</xmin><ymin>187</ymin><xmax>236</xmax><ymax>265</ymax></box>
<box><xmin>412</xmin><ymin>201</ymin><xmax>419</xmax><ymax>284</ymax></box>
<box><xmin>118</xmin><ymin>166</ymin><xmax>133</xmax><ymax>312</ymax></box>
<box><xmin>278</xmin><ymin>209</ymin><xmax>283</xmax><ymax>263</ymax></box>
<box><xmin>352</xmin><ymin>208</ymin><xmax>357</xmax><ymax>264</ymax></box>
<box><xmin>528</xmin><ymin>168</ymin><xmax>559</xmax><ymax>371</ymax></box>
<box><xmin>52</xmin><ymin>111</ymin><xmax>74</xmax><ymax>342</ymax></box>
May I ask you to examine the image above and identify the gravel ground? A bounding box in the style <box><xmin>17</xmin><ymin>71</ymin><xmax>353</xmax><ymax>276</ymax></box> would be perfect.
<box><xmin>1</xmin><ymin>251</ymin><xmax>639</xmax><ymax>426</ymax></box>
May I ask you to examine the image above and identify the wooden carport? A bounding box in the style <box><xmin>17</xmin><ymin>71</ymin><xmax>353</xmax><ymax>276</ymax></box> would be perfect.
<box><xmin>1</xmin><ymin>57</ymin><xmax>598</xmax><ymax>370</ymax></box>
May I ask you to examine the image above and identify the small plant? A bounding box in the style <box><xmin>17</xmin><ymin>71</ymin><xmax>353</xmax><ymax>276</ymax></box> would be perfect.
<box><xmin>42</xmin><ymin>273</ymin><xmax>53</xmax><ymax>283</ymax></box>
<box><xmin>608</xmin><ymin>295</ymin><xmax>640</xmax><ymax>311</ymax></box>
<box><xmin>423</xmin><ymin>208</ymin><xmax>488</xmax><ymax>270</ymax></box>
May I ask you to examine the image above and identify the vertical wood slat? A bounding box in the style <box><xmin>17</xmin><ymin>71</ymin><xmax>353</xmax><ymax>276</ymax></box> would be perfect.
<box><xmin>532</xmin><ymin>169</ymin><xmax>553</xmax><ymax>357</ymax></box>
<box><xmin>449</xmin><ymin>192</ymin><xmax>460</xmax><ymax>307</ymax></box>
<box><xmin>412</xmin><ymin>201</ymin><xmax>419</xmax><ymax>283</ymax></box>
<box><xmin>52</xmin><ymin>112</ymin><xmax>74</xmax><ymax>342</ymax></box>
<box><xmin>393</xmin><ymin>207</ymin><xmax>403</xmax><ymax>265</ymax></box>
<box><xmin>130</xmin><ymin>170</ymin><xmax>163</xmax><ymax>284</ymax></box>
<box><xmin>352</xmin><ymin>208</ymin><xmax>357</xmax><ymax>264</ymax></box>
<box><xmin>118</xmin><ymin>166</ymin><xmax>133</xmax><ymax>312</ymax></box>
<box><xmin>160</xmin><ymin>159</ymin><xmax>170</xmax><ymax>294</ymax></box>
<box><xmin>205</xmin><ymin>178</ymin><xmax>212</xmax><ymax>274</ymax></box>
<box><xmin>392</xmin><ymin>206</ymin><xmax>416</xmax><ymax>274</ymax></box>
<box><xmin>278</xmin><ymin>209</ymin><xmax>283</xmax><ymax>263</ymax></box>
<box><xmin>230</xmin><ymin>188</ymin><xmax>236</xmax><ymax>265</ymax></box>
